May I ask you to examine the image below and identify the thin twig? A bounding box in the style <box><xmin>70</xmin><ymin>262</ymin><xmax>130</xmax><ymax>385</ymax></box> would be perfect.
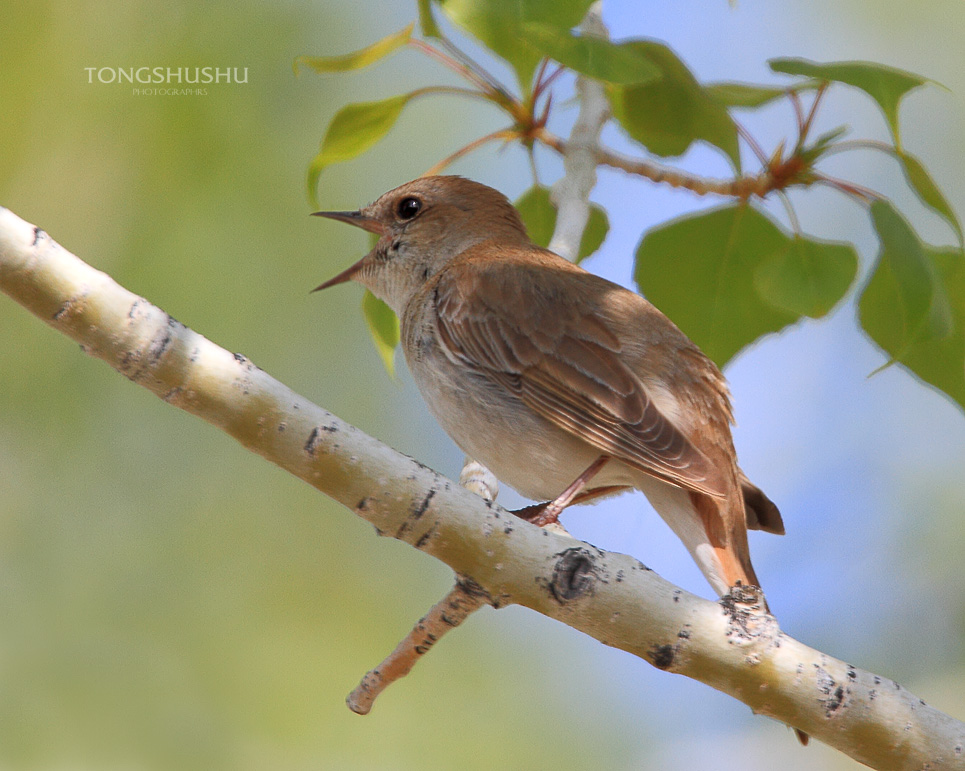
<box><xmin>345</xmin><ymin>457</ymin><xmax>499</xmax><ymax>714</ymax></box>
<box><xmin>408</xmin><ymin>38</ymin><xmax>495</xmax><ymax>97</ymax></box>
<box><xmin>533</xmin><ymin>63</ymin><xmax>566</xmax><ymax>102</ymax></box>
<box><xmin>816</xmin><ymin>138</ymin><xmax>895</xmax><ymax>158</ymax></box>
<box><xmin>789</xmin><ymin>89</ymin><xmax>806</xmax><ymax>136</ymax></box>
<box><xmin>421</xmin><ymin>128</ymin><xmax>516</xmax><ymax>177</ymax></box>
<box><xmin>799</xmin><ymin>83</ymin><xmax>828</xmax><ymax>145</ymax></box>
<box><xmin>527</xmin><ymin>146</ymin><xmax>541</xmax><ymax>187</ymax></box>
<box><xmin>546</xmin><ymin>1</ymin><xmax>610</xmax><ymax>261</ymax></box>
<box><xmin>776</xmin><ymin>190</ymin><xmax>802</xmax><ymax>235</ymax></box>
<box><xmin>438</xmin><ymin>36</ymin><xmax>517</xmax><ymax>105</ymax></box>
<box><xmin>531</xmin><ymin>57</ymin><xmax>551</xmax><ymax>100</ymax></box>
<box><xmin>812</xmin><ymin>173</ymin><xmax>882</xmax><ymax>204</ymax></box>
<box><xmin>345</xmin><ymin>577</ymin><xmax>491</xmax><ymax>715</ymax></box>
<box><xmin>536</xmin><ymin>127</ymin><xmax>773</xmax><ymax>199</ymax></box>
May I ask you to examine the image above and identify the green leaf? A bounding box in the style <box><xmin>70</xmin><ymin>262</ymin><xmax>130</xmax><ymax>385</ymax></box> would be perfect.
<box><xmin>515</xmin><ymin>185</ymin><xmax>609</xmax><ymax>262</ymax></box>
<box><xmin>519</xmin><ymin>24</ymin><xmax>660</xmax><ymax>84</ymax></box>
<box><xmin>515</xmin><ymin>185</ymin><xmax>556</xmax><ymax>248</ymax></box>
<box><xmin>859</xmin><ymin>201</ymin><xmax>955</xmax><ymax>377</ymax></box>
<box><xmin>754</xmin><ymin>236</ymin><xmax>858</xmax><ymax>318</ymax></box>
<box><xmin>417</xmin><ymin>0</ymin><xmax>441</xmax><ymax>38</ymax></box>
<box><xmin>578</xmin><ymin>204</ymin><xmax>609</xmax><ymax>263</ymax></box>
<box><xmin>307</xmin><ymin>93</ymin><xmax>418</xmax><ymax>207</ymax></box>
<box><xmin>608</xmin><ymin>41</ymin><xmax>741</xmax><ymax>171</ymax></box>
<box><xmin>293</xmin><ymin>23</ymin><xmax>414</xmax><ymax>74</ymax></box>
<box><xmin>896</xmin><ymin>150</ymin><xmax>964</xmax><ymax>248</ymax></box>
<box><xmin>874</xmin><ymin>246</ymin><xmax>965</xmax><ymax>410</ymax></box>
<box><xmin>436</xmin><ymin>0</ymin><xmax>594</xmax><ymax>89</ymax></box>
<box><xmin>362</xmin><ymin>289</ymin><xmax>400</xmax><ymax>378</ymax></box>
<box><xmin>706</xmin><ymin>81</ymin><xmax>789</xmax><ymax>109</ymax></box>
<box><xmin>635</xmin><ymin>204</ymin><xmax>798</xmax><ymax>367</ymax></box>
<box><xmin>799</xmin><ymin>126</ymin><xmax>848</xmax><ymax>164</ymax></box>
<box><xmin>768</xmin><ymin>58</ymin><xmax>929</xmax><ymax>144</ymax></box>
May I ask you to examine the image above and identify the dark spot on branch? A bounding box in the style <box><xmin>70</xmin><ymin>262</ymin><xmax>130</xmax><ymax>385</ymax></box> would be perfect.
<box><xmin>650</xmin><ymin>644</ymin><xmax>676</xmax><ymax>670</ymax></box>
<box><xmin>846</xmin><ymin>666</ymin><xmax>857</xmax><ymax>681</ymax></box>
<box><xmin>357</xmin><ymin>497</ymin><xmax>370</xmax><ymax>511</ymax></box>
<box><xmin>52</xmin><ymin>300</ymin><xmax>71</xmax><ymax>321</ymax></box>
<box><xmin>233</xmin><ymin>352</ymin><xmax>247</xmax><ymax>363</ymax></box>
<box><xmin>410</xmin><ymin>458</ymin><xmax>434</xmax><ymax>474</ymax></box>
<box><xmin>32</xmin><ymin>227</ymin><xmax>43</xmax><ymax>246</ymax></box>
<box><xmin>412</xmin><ymin>489</ymin><xmax>435</xmax><ymax>520</ymax></box>
<box><xmin>720</xmin><ymin>586</ymin><xmax>769</xmax><ymax>640</ymax></box>
<box><xmin>304</xmin><ymin>427</ymin><xmax>324</xmax><ymax>456</ymax></box>
<box><xmin>678</xmin><ymin>629</ymin><xmax>691</xmax><ymax>640</ymax></box>
<box><xmin>550</xmin><ymin>548</ymin><xmax>601</xmax><ymax>602</ymax></box>
<box><xmin>396</xmin><ymin>488</ymin><xmax>438</xmax><ymax>539</ymax></box>
<box><xmin>814</xmin><ymin>666</ymin><xmax>848</xmax><ymax>717</ymax></box>
<box><xmin>827</xmin><ymin>685</ymin><xmax>845</xmax><ymax>714</ymax></box>
<box><xmin>146</xmin><ymin>317</ymin><xmax>175</xmax><ymax>366</ymax></box>
<box><xmin>415</xmin><ymin>522</ymin><xmax>438</xmax><ymax>549</ymax></box>
<box><xmin>162</xmin><ymin>387</ymin><xmax>182</xmax><ymax>403</ymax></box>
<box><xmin>455</xmin><ymin>576</ymin><xmax>492</xmax><ymax>602</ymax></box>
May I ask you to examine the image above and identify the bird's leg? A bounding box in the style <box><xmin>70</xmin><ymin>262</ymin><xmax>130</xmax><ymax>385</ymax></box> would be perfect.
<box><xmin>515</xmin><ymin>455</ymin><xmax>612</xmax><ymax>527</ymax></box>
<box><xmin>568</xmin><ymin>484</ymin><xmax>633</xmax><ymax>506</ymax></box>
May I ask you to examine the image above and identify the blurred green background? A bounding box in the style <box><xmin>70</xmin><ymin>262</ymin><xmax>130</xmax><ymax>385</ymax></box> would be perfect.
<box><xmin>1</xmin><ymin>1</ymin><xmax>964</xmax><ymax>768</ymax></box>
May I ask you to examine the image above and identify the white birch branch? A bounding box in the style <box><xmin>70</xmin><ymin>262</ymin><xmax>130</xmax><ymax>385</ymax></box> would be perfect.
<box><xmin>547</xmin><ymin>1</ymin><xmax>610</xmax><ymax>261</ymax></box>
<box><xmin>1</xmin><ymin>205</ymin><xmax>964</xmax><ymax>770</ymax></box>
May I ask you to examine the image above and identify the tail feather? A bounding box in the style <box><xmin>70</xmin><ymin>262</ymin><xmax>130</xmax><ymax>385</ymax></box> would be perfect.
<box><xmin>739</xmin><ymin>470</ymin><xmax>785</xmax><ymax>535</ymax></box>
<box><xmin>688</xmin><ymin>490</ymin><xmax>761</xmax><ymax>596</ymax></box>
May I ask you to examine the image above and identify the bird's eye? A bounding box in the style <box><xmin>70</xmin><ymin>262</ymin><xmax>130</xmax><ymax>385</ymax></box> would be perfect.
<box><xmin>397</xmin><ymin>196</ymin><xmax>422</xmax><ymax>221</ymax></box>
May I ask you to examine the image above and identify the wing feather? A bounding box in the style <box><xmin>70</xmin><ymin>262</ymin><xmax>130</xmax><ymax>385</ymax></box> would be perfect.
<box><xmin>433</xmin><ymin>258</ymin><xmax>728</xmax><ymax>497</ymax></box>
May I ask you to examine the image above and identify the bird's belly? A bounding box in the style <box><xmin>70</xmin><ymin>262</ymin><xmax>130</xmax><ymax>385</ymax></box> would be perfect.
<box><xmin>408</xmin><ymin>350</ymin><xmax>634</xmax><ymax>501</ymax></box>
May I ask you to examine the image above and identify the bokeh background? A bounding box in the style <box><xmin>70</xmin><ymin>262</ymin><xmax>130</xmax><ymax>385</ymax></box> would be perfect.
<box><xmin>2</xmin><ymin>0</ymin><xmax>964</xmax><ymax>768</ymax></box>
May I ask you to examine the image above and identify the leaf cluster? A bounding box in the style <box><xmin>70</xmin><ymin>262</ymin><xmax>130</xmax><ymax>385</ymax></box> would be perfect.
<box><xmin>296</xmin><ymin>0</ymin><xmax>965</xmax><ymax>412</ymax></box>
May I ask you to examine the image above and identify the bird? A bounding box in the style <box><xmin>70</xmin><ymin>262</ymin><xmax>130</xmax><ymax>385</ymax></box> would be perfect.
<box><xmin>312</xmin><ymin>175</ymin><xmax>785</xmax><ymax>601</ymax></box>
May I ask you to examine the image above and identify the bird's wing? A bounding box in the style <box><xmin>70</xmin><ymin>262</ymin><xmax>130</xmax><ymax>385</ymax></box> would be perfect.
<box><xmin>432</xmin><ymin>253</ymin><xmax>729</xmax><ymax>498</ymax></box>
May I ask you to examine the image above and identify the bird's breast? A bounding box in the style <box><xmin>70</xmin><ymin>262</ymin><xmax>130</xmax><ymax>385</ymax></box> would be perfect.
<box><xmin>400</xmin><ymin>307</ymin><xmax>636</xmax><ymax>500</ymax></box>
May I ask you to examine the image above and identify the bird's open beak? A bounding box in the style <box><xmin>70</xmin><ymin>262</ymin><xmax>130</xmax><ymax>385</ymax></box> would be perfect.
<box><xmin>311</xmin><ymin>257</ymin><xmax>367</xmax><ymax>291</ymax></box>
<box><xmin>312</xmin><ymin>209</ymin><xmax>386</xmax><ymax>235</ymax></box>
<box><xmin>311</xmin><ymin>209</ymin><xmax>387</xmax><ymax>292</ymax></box>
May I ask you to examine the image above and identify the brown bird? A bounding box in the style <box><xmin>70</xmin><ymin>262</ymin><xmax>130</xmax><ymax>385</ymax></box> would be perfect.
<box><xmin>313</xmin><ymin>175</ymin><xmax>785</xmax><ymax>599</ymax></box>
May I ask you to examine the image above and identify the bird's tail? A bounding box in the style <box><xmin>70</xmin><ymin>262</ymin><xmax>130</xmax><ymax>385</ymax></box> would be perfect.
<box><xmin>686</xmin><ymin>490</ymin><xmax>763</xmax><ymax>600</ymax></box>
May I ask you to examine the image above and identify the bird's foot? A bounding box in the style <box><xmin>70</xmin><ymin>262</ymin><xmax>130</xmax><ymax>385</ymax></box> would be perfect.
<box><xmin>513</xmin><ymin>501</ymin><xmax>564</xmax><ymax>527</ymax></box>
<box><xmin>512</xmin><ymin>501</ymin><xmax>559</xmax><ymax>527</ymax></box>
